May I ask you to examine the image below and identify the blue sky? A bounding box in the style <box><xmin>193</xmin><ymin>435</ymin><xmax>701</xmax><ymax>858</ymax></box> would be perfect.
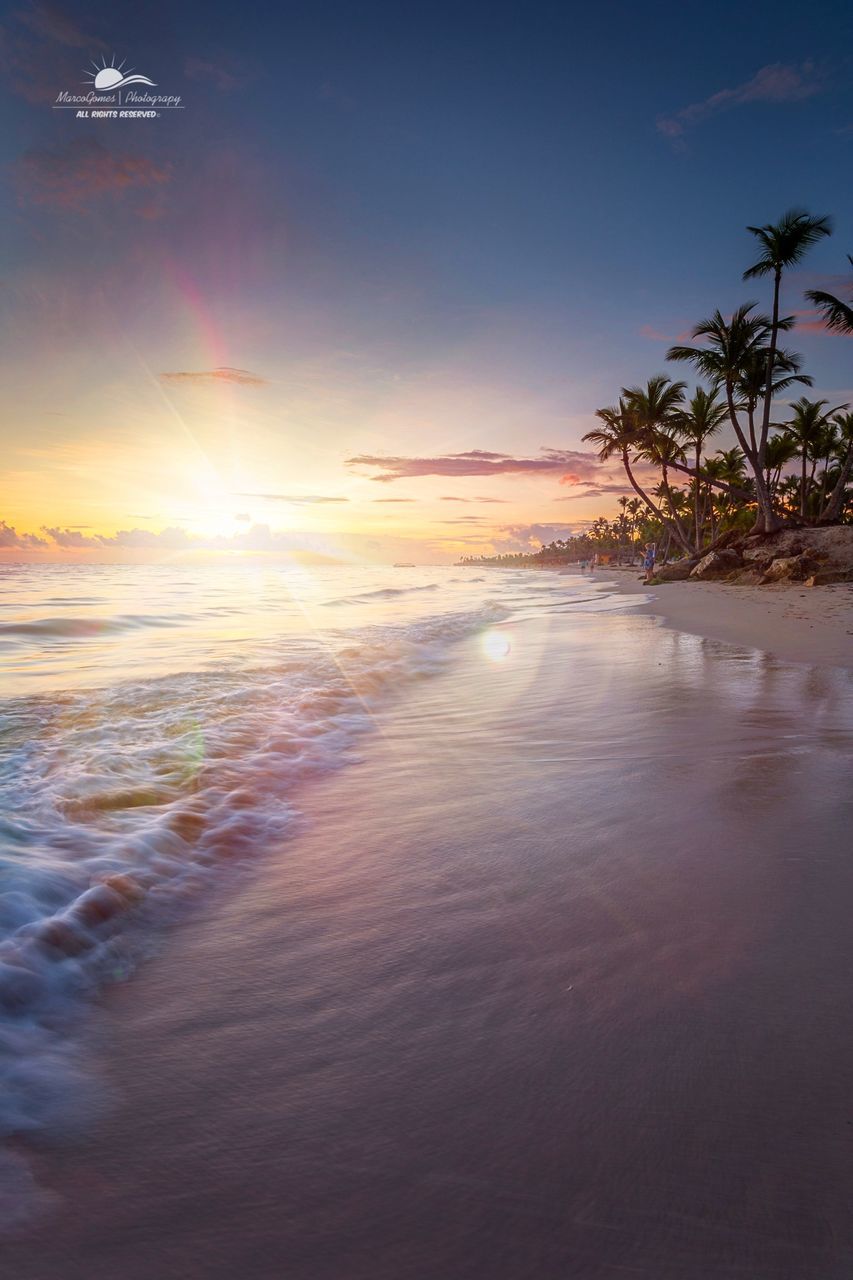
<box><xmin>0</xmin><ymin>0</ymin><xmax>851</xmax><ymax>559</ymax></box>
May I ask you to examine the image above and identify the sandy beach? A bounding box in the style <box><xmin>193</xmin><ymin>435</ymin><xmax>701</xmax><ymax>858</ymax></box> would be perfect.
<box><xmin>603</xmin><ymin>571</ymin><xmax>853</xmax><ymax>670</ymax></box>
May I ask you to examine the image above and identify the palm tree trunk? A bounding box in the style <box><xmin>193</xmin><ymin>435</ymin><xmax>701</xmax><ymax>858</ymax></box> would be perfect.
<box><xmin>621</xmin><ymin>450</ymin><xmax>693</xmax><ymax>555</ymax></box>
<box><xmin>820</xmin><ymin>440</ymin><xmax>853</xmax><ymax>522</ymax></box>
<box><xmin>800</xmin><ymin>450</ymin><xmax>808</xmax><ymax>519</ymax></box>
<box><xmin>694</xmin><ymin>442</ymin><xmax>702</xmax><ymax>552</ymax></box>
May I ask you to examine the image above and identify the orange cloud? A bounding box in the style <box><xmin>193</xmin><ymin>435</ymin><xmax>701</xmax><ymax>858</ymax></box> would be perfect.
<box><xmin>160</xmin><ymin>367</ymin><xmax>269</xmax><ymax>386</ymax></box>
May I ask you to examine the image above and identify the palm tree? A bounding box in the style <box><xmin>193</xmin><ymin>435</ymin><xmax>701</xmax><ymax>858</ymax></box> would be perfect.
<box><xmin>764</xmin><ymin>431</ymin><xmax>798</xmax><ymax>502</ymax></box>
<box><xmin>667</xmin><ymin>304</ymin><xmax>781</xmax><ymax>528</ymax></box>
<box><xmin>581</xmin><ymin>400</ymin><xmax>671</xmax><ymax>531</ymax></box>
<box><xmin>784</xmin><ymin>398</ymin><xmax>848</xmax><ymax>519</ymax></box>
<box><xmin>805</xmin><ymin>255</ymin><xmax>853</xmax><ymax>335</ymax></box>
<box><xmin>820</xmin><ymin>411</ymin><xmax>853</xmax><ymax>523</ymax></box>
<box><xmin>743</xmin><ymin>209</ymin><xmax>832</xmax><ymax>492</ymax></box>
<box><xmin>673</xmin><ymin>386</ymin><xmax>729</xmax><ymax>551</ymax></box>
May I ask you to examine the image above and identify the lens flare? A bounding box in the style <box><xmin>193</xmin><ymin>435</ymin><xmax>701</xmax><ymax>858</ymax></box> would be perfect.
<box><xmin>482</xmin><ymin>629</ymin><xmax>511</xmax><ymax>661</ymax></box>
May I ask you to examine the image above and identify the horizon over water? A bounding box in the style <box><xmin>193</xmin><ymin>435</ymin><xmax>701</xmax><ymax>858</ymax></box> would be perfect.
<box><xmin>1</xmin><ymin>561</ymin><xmax>852</xmax><ymax>1277</ymax></box>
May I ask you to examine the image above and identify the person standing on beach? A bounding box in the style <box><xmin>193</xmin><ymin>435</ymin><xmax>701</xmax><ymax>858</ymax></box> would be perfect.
<box><xmin>642</xmin><ymin>541</ymin><xmax>656</xmax><ymax>582</ymax></box>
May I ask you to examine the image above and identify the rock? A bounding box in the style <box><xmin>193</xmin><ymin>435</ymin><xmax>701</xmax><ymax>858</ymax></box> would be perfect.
<box><xmin>804</xmin><ymin>567</ymin><xmax>853</xmax><ymax>587</ymax></box>
<box><xmin>731</xmin><ymin>569</ymin><xmax>766</xmax><ymax>586</ymax></box>
<box><xmin>742</xmin><ymin>547</ymin><xmax>775</xmax><ymax>570</ymax></box>
<box><xmin>654</xmin><ymin>560</ymin><xmax>695</xmax><ymax>582</ymax></box>
<box><xmin>761</xmin><ymin>553</ymin><xmax>821</xmax><ymax>583</ymax></box>
<box><xmin>690</xmin><ymin>548</ymin><xmax>743</xmax><ymax>579</ymax></box>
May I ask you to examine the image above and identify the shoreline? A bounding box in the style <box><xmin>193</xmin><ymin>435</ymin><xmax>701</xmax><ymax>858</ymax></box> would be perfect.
<box><xmin>597</xmin><ymin>569</ymin><xmax>853</xmax><ymax>671</ymax></box>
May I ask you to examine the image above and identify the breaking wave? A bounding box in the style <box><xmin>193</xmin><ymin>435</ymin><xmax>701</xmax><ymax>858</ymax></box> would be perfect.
<box><xmin>0</xmin><ymin>602</ymin><xmax>508</xmax><ymax>1218</ymax></box>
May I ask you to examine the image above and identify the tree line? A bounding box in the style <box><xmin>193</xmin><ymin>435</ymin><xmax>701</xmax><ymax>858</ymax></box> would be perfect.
<box><xmin>462</xmin><ymin>211</ymin><xmax>851</xmax><ymax>567</ymax></box>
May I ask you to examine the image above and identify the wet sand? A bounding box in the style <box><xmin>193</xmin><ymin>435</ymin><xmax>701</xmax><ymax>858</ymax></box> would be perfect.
<box><xmin>2</xmin><ymin>607</ymin><xmax>853</xmax><ymax>1279</ymax></box>
<box><xmin>603</xmin><ymin>571</ymin><xmax>853</xmax><ymax>671</ymax></box>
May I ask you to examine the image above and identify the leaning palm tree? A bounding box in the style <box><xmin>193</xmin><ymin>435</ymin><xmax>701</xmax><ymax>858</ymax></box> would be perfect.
<box><xmin>743</xmin><ymin>209</ymin><xmax>832</xmax><ymax>482</ymax></box>
<box><xmin>581</xmin><ymin>400</ymin><xmax>674</xmax><ymax>536</ymax></box>
<box><xmin>805</xmin><ymin>255</ymin><xmax>853</xmax><ymax>335</ymax></box>
<box><xmin>673</xmin><ymin>386</ymin><xmax>729</xmax><ymax>551</ymax></box>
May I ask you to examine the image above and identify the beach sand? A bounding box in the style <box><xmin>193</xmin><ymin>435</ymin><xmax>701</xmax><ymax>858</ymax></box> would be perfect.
<box><xmin>2</xmin><ymin>592</ymin><xmax>852</xmax><ymax>1279</ymax></box>
<box><xmin>603</xmin><ymin>571</ymin><xmax>853</xmax><ymax>671</ymax></box>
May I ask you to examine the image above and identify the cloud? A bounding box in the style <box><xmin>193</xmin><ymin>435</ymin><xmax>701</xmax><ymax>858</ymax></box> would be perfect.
<box><xmin>372</xmin><ymin>498</ymin><xmax>416</xmax><ymax>503</ymax></box>
<box><xmin>347</xmin><ymin>448</ymin><xmax>601</xmax><ymax>484</ymax></box>
<box><xmin>0</xmin><ymin>520</ymin><xmax>47</xmax><ymax>548</ymax></box>
<box><xmin>16</xmin><ymin>138</ymin><xmax>171</xmax><ymax>210</ymax></box>
<box><xmin>16</xmin><ymin>2</ymin><xmax>103</xmax><ymax>49</ymax></box>
<box><xmin>234</xmin><ymin>492</ymin><xmax>348</xmax><ymax>504</ymax></box>
<box><xmin>440</xmin><ymin>495</ymin><xmax>509</xmax><ymax>503</ymax></box>
<box><xmin>790</xmin><ymin>307</ymin><xmax>853</xmax><ymax>335</ymax></box>
<box><xmin>554</xmin><ymin>482</ymin><xmax>633</xmax><ymax>500</ymax></box>
<box><xmin>184</xmin><ymin>56</ymin><xmax>250</xmax><ymax>92</ymax></box>
<box><xmin>488</xmin><ymin>523</ymin><xmax>583</xmax><ymax>553</ymax></box>
<box><xmin>41</xmin><ymin>525</ymin><xmax>192</xmax><ymax>549</ymax></box>
<box><xmin>161</xmin><ymin>367</ymin><xmax>268</xmax><ymax>387</ymax></box>
<box><xmin>658</xmin><ymin>62</ymin><xmax>824</xmax><ymax>145</ymax></box>
<box><xmin>0</xmin><ymin>3</ymin><xmax>107</xmax><ymax>104</ymax></box>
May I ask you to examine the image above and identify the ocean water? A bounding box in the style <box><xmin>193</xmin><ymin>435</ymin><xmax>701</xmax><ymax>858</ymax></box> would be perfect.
<box><xmin>3</xmin><ymin>563</ymin><xmax>853</xmax><ymax>1275</ymax></box>
<box><xmin>0</xmin><ymin>561</ymin><xmax>627</xmax><ymax>1219</ymax></box>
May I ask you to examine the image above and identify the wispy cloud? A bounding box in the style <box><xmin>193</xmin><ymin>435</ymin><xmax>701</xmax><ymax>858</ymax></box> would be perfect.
<box><xmin>160</xmin><ymin>367</ymin><xmax>269</xmax><ymax>386</ymax></box>
<box><xmin>16</xmin><ymin>138</ymin><xmax>171</xmax><ymax>210</ymax></box>
<box><xmin>234</xmin><ymin>492</ymin><xmax>348</xmax><ymax>503</ymax></box>
<box><xmin>658</xmin><ymin>62</ymin><xmax>824</xmax><ymax>147</ymax></box>
<box><xmin>372</xmin><ymin>498</ymin><xmax>416</xmax><ymax>503</ymax></box>
<box><xmin>347</xmin><ymin>448</ymin><xmax>601</xmax><ymax>484</ymax></box>
<box><xmin>440</xmin><ymin>495</ymin><xmax>509</xmax><ymax>503</ymax></box>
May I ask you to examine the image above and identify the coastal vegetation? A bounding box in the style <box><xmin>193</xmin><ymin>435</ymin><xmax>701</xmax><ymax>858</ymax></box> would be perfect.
<box><xmin>462</xmin><ymin>210</ymin><xmax>852</xmax><ymax>572</ymax></box>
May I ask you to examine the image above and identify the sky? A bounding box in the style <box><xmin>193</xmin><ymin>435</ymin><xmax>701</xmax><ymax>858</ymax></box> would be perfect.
<box><xmin>1</xmin><ymin>0</ymin><xmax>851</xmax><ymax>563</ymax></box>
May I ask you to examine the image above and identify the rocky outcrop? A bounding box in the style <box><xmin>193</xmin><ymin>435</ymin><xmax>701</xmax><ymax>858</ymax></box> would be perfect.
<box><xmin>761</xmin><ymin>553</ymin><xmax>821</xmax><ymax>584</ymax></box>
<box><xmin>689</xmin><ymin>548</ymin><xmax>743</xmax><ymax>580</ymax></box>
<box><xmin>654</xmin><ymin>560</ymin><xmax>696</xmax><ymax>582</ymax></box>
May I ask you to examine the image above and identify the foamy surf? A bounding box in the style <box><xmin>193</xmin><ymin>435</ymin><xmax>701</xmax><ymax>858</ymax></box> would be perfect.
<box><xmin>0</xmin><ymin>600</ymin><xmax>511</xmax><ymax>1226</ymax></box>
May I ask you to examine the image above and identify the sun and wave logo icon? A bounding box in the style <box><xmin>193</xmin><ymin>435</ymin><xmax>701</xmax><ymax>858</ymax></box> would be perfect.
<box><xmin>84</xmin><ymin>56</ymin><xmax>157</xmax><ymax>93</ymax></box>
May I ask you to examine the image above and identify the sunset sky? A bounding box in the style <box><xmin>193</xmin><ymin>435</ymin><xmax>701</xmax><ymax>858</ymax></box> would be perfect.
<box><xmin>1</xmin><ymin>0</ymin><xmax>851</xmax><ymax>562</ymax></box>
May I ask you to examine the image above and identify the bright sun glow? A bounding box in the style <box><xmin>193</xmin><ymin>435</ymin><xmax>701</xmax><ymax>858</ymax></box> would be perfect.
<box><xmin>482</xmin><ymin>629</ymin><xmax>512</xmax><ymax>662</ymax></box>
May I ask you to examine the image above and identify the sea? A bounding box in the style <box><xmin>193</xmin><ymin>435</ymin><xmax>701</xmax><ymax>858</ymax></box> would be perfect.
<box><xmin>1</xmin><ymin>561</ymin><xmax>852</xmax><ymax>1276</ymax></box>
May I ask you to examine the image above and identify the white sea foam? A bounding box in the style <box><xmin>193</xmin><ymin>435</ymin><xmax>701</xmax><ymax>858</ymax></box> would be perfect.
<box><xmin>0</xmin><ymin>600</ymin><xmax>511</xmax><ymax>1181</ymax></box>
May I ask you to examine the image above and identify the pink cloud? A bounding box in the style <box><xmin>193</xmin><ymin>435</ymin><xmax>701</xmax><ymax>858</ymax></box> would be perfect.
<box><xmin>347</xmin><ymin>448</ymin><xmax>601</xmax><ymax>484</ymax></box>
<box><xmin>658</xmin><ymin>62</ymin><xmax>824</xmax><ymax>144</ymax></box>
